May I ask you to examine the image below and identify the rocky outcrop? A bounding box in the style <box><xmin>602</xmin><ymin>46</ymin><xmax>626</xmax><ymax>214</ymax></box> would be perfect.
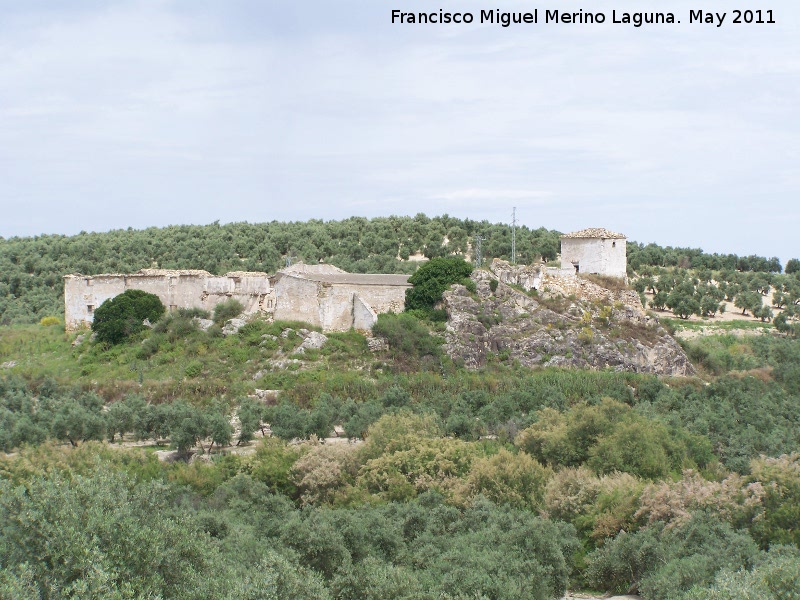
<box><xmin>443</xmin><ymin>271</ymin><xmax>694</xmax><ymax>377</ymax></box>
<box><xmin>489</xmin><ymin>258</ymin><xmax>542</xmax><ymax>291</ymax></box>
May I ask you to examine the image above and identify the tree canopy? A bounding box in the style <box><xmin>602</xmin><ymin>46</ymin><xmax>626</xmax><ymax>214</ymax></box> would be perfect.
<box><xmin>91</xmin><ymin>289</ymin><xmax>165</xmax><ymax>345</ymax></box>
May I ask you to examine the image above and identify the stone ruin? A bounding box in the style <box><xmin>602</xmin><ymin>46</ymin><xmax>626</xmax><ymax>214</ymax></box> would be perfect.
<box><xmin>64</xmin><ymin>263</ymin><xmax>411</xmax><ymax>333</ymax></box>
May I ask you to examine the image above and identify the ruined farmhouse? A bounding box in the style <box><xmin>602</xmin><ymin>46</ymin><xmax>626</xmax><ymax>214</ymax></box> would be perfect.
<box><xmin>64</xmin><ymin>263</ymin><xmax>411</xmax><ymax>332</ymax></box>
<box><xmin>64</xmin><ymin>226</ymin><xmax>627</xmax><ymax>332</ymax></box>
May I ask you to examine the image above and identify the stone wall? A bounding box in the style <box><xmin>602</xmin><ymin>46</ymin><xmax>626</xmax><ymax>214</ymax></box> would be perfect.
<box><xmin>560</xmin><ymin>238</ymin><xmax>626</xmax><ymax>278</ymax></box>
<box><xmin>64</xmin><ymin>270</ymin><xmax>273</xmax><ymax>331</ymax></box>
<box><xmin>272</xmin><ymin>273</ymin><xmax>409</xmax><ymax>332</ymax></box>
<box><xmin>352</xmin><ymin>295</ymin><xmax>379</xmax><ymax>331</ymax></box>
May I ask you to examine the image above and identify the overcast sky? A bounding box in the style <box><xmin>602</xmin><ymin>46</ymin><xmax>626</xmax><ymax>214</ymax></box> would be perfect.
<box><xmin>1</xmin><ymin>1</ymin><xmax>798</xmax><ymax>262</ymax></box>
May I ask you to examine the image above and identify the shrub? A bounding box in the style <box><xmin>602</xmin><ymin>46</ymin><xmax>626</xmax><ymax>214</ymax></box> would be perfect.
<box><xmin>405</xmin><ymin>256</ymin><xmax>474</xmax><ymax>311</ymax></box>
<box><xmin>372</xmin><ymin>312</ymin><xmax>442</xmax><ymax>366</ymax></box>
<box><xmin>184</xmin><ymin>360</ymin><xmax>203</xmax><ymax>378</ymax></box>
<box><xmin>39</xmin><ymin>316</ymin><xmax>61</xmax><ymax>327</ymax></box>
<box><xmin>91</xmin><ymin>290</ymin><xmax>165</xmax><ymax>345</ymax></box>
<box><xmin>748</xmin><ymin>453</ymin><xmax>800</xmax><ymax>548</ymax></box>
<box><xmin>464</xmin><ymin>448</ymin><xmax>552</xmax><ymax>510</ymax></box>
<box><xmin>177</xmin><ymin>307</ymin><xmax>210</xmax><ymax>319</ymax></box>
<box><xmin>516</xmin><ymin>398</ymin><xmax>710</xmax><ymax>479</ymax></box>
<box><xmin>544</xmin><ymin>466</ymin><xmax>601</xmax><ymax>523</ymax></box>
<box><xmin>212</xmin><ymin>298</ymin><xmax>244</xmax><ymax>324</ymax></box>
<box><xmin>586</xmin><ymin>512</ymin><xmax>759</xmax><ymax>599</ymax></box>
<box><xmin>292</xmin><ymin>441</ymin><xmax>361</xmax><ymax>506</ymax></box>
<box><xmin>489</xmin><ymin>279</ymin><xmax>499</xmax><ymax>293</ymax></box>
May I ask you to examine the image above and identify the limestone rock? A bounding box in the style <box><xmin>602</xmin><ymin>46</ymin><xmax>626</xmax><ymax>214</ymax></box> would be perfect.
<box><xmin>251</xmin><ymin>389</ymin><xmax>281</xmax><ymax>404</ymax></box>
<box><xmin>367</xmin><ymin>337</ymin><xmax>389</xmax><ymax>352</ymax></box>
<box><xmin>299</xmin><ymin>331</ymin><xmax>327</xmax><ymax>351</ymax></box>
<box><xmin>71</xmin><ymin>334</ymin><xmax>86</xmax><ymax>347</ymax></box>
<box><xmin>442</xmin><ymin>273</ymin><xmax>695</xmax><ymax>377</ymax></box>
<box><xmin>271</xmin><ymin>358</ymin><xmax>302</xmax><ymax>370</ymax></box>
<box><xmin>222</xmin><ymin>318</ymin><xmax>247</xmax><ymax>336</ymax></box>
<box><xmin>489</xmin><ymin>258</ymin><xmax>542</xmax><ymax>291</ymax></box>
<box><xmin>1</xmin><ymin>360</ymin><xmax>17</xmax><ymax>369</ymax></box>
<box><xmin>193</xmin><ymin>317</ymin><xmax>215</xmax><ymax>331</ymax></box>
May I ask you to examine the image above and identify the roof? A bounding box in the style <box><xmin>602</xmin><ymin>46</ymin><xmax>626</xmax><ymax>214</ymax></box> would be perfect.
<box><xmin>561</xmin><ymin>228</ymin><xmax>626</xmax><ymax>240</ymax></box>
<box><xmin>285</xmin><ymin>272</ymin><xmax>411</xmax><ymax>286</ymax></box>
<box><xmin>65</xmin><ymin>269</ymin><xmax>269</xmax><ymax>279</ymax></box>
<box><xmin>281</xmin><ymin>262</ymin><xmax>347</xmax><ymax>275</ymax></box>
<box><xmin>136</xmin><ymin>269</ymin><xmax>212</xmax><ymax>277</ymax></box>
<box><xmin>223</xmin><ymin>271</ymin><xmax>269</xmax><ymax>278</ymax></box>
<box><xmin>65</xmin><ymin>269</ymin><xmax>213</xmax><ymax>279</ymax></box>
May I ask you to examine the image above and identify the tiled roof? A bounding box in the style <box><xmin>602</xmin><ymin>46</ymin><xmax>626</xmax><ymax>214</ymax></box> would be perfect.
<box><xmin>561</xmin><ymin>228</ymin><xmax>626</xmax><ymax>240</ymax></box>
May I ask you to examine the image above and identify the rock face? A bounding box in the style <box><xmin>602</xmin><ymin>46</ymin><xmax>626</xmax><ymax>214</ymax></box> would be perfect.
<box><xmin>443</xmin><ymin>270</ymin><xmax>694</xmax><ymax>377</ymax></box>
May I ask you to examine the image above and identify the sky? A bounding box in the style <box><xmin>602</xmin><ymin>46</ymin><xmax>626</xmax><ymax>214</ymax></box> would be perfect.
<box><xmin>1</xmin><ymin>1</ymin><xmax>798</xmax><ymax>263</ymax></box>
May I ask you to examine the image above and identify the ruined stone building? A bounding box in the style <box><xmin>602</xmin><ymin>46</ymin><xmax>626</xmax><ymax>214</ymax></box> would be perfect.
<box><xmin>64</xmin><ymin>228</ymin><xmax>625</xmax><ymax>331</ymax></box>
<box><xmin>273</xmin><ymin>263</ymin><xmax>411</xmax><ymax>331</ymax></box>
<box><xmin>560</xmin><ymin>228</ymin><xmax>627</xmax><ymax>278</ymax></box>
<box><xmin>64</xmin><ymin>263</ymin><xmax>410</xmax><ymax>332</ymax></box>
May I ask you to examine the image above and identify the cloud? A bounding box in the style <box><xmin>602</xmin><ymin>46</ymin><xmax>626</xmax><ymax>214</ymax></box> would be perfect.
<box><xmin>0</xmin><ymin>0</ymin><xmax>797</xmax><ymax>262</ymax></box>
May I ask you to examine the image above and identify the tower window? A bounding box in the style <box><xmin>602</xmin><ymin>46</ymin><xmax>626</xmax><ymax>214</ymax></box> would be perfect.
<box><xmin>87</xmin><ymin>305</ymin><xmax>94</xmax><ymax>313</ymax></box>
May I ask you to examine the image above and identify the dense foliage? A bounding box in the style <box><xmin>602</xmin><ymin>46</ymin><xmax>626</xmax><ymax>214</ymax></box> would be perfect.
<box><xmin>2</xmin><ymin>217</ymin><xmax>800</xmax><ymax>598</ymax></box>
<box><xmin>404</xmin><ymin>256</ymin><xmax>474</xmax><ymax>312</ymax></box>
<box><xmin>91</xmin><ymin>289</ymin><xmax>166</xmax><ymax>345</ymax></box>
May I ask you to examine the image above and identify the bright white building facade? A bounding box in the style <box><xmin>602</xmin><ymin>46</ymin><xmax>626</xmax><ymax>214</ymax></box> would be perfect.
<box><xmin>560</xmin><ymin>228</ymin><xmax>627</xmax><ymax>278</ymax></box>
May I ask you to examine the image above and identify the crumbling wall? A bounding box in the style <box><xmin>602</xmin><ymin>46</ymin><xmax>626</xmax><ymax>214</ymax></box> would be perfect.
<box><xmin>64</xmin><ymin>270</ymin><xmax>274</xmax><ymax>331</ymax></box>
<box><xmin>352</xmin><ymin>295</ymin><xmax>378</xmax><ymax>331</ymax></box>
<box><xmin>272</xmin><ymin>275</ymin><xmax>324</xmax><ymax>327</ymax></box>
<box><xmin>272</xmin><ymin>274</ymin><xmax>409</xmax><ymax>332</ymax></box>
<box><xmin>65</xmin><ymin>264</ymin><xmax>409</xmax><ymax>333</ymax></box>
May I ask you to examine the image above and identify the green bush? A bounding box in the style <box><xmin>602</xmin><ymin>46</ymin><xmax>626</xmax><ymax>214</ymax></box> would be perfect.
<box><xmin>516</xmin><ymin>398</ymin><xmax>710</xmax><ymax>478</ymax></box>
<box><xmin>91</xmin><ymin>290</ymin><xmax>165</xmax><ymax>345</ymax></box>
<box><xmin>212</xmin><ymin>298</ymin><xmax>244</xmax><ymax>324</ymax></box>
<box><xmin>184</xmin><ymin>360</ymin><xmax>203</xmax><ymax>378</ymax></box>
<box><xmin>586</xmin><ymin>513</ymin><xmax>759</xmax><ymax>599</ymax></box>
<box><xmin>405</xmin><ymin>256</ymin><xmax>474</xmax><ymax>311</ymax></box>
<box><xmin>372</xmin><ymin>312</ymin><xmax>442</xmax><ymax>366</ymax></box>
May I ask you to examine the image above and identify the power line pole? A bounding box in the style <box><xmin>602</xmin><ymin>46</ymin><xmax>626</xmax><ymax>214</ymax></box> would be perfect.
<box><xmin>511</xmin><ymin>207</ymin><xmax>517</xmax><ymax>264</ymax></box>
<box><xmin>474</xmin><ymin>235</ymin><xmax>486</xmax><ymax>268</ymax></box>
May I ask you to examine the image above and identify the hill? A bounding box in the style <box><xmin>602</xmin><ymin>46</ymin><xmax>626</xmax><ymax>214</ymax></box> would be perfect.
<box><xmin>0</xmin><ymin>215</ymin><xmax>790</xmax><ymax>325</ymax></box>
<box><xmin>1</xmin><ymin>217</ymin><xmax>800</xmax><ymax>598</ymax></box>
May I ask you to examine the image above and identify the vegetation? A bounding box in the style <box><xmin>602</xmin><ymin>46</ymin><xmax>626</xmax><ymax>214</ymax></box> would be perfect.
<box><xmin>404</xmin><ymin>256</ymin><xmax>474</xmax><ymax>313</ymax></box>
<box><xmin>1</xmin><ymin>217</ymin><xmax>800</xmax><ymax>598</ymax></box>
<box><xmin>91</xmin><ymin>289</ymin><xmax>165</xmax><ymax>345</ymax></box>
